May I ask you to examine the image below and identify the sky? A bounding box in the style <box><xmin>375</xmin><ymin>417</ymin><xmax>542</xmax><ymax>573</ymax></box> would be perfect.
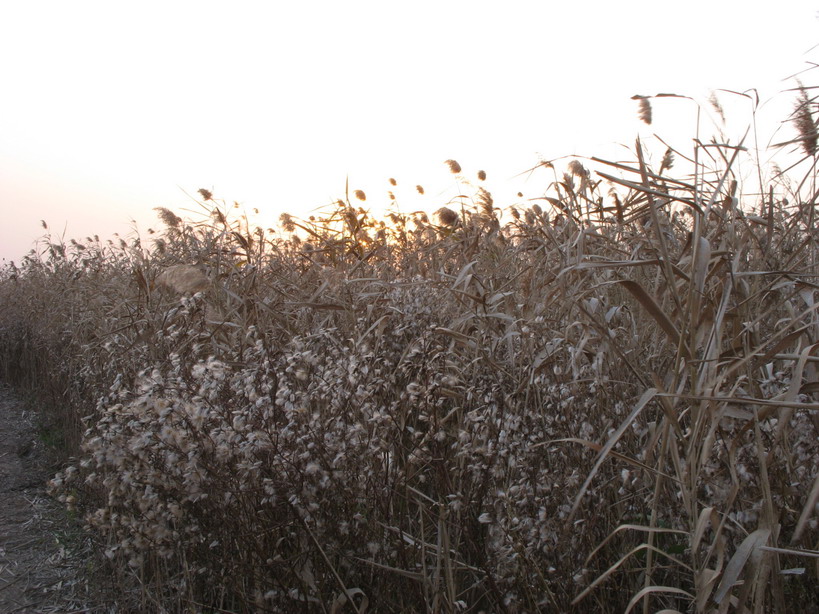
<box><xmin>1</xmin><ymin>1</ymin><xmax>818</xmax><ymax>264</ymax></box>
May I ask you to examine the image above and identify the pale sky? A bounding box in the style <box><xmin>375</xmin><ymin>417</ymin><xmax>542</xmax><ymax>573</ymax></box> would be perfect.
<box><xmin>1</xmin><ymin>1</ymin><xmax>817</xmax><ymax>263</ymax></box>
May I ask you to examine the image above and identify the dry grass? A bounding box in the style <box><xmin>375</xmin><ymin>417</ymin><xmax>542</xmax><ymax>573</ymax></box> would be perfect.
<box><xmin>0</xmin><ymin>80</ymin><xmax>818</xmax><ymax>613</ymax></box>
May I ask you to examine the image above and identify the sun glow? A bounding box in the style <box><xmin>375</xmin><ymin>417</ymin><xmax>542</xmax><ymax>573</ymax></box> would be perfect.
<box><xmin>1</xmin><ymin>1</ymin><xmax>816</xmax><ymax>263</ymax></box>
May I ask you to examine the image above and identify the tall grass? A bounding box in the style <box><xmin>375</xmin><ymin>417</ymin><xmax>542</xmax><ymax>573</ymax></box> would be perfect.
<box><xmin>0</xmin><ymin>82</ymin><xmax>818</xmax><ymax>612</ymax></box>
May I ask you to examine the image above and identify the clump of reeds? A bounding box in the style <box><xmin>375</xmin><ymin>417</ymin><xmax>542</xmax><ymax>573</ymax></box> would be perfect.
<box><xmin>0</xmin><ymin>72</ymin><xmax>817</xmax><ymax>614</ymax></box>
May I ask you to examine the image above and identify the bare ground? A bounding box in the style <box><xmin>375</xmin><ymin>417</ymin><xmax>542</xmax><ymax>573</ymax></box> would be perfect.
<box><xmin>0</xmin><ymin>383</ymin><xmax>115</xmax><ymax>613</ymax></box>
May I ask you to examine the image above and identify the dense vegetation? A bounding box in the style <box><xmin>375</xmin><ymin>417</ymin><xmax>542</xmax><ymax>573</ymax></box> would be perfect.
<box><xmin>1</xmin><ymin>87</ymin><xmax>818</xmax><ymax>613</ymax></box>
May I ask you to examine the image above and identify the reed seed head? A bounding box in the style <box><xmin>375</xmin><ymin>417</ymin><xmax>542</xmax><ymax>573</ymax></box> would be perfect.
<box><xmin>477</xmin><ymin>187</ymin><xmax>494</xmax><ymax>217</ymax></box>
<box><xmin>155</xmin><ymin>265</ymin><xmax>209</xmax><ymax>294</ymax></box>
<box><xmin>709</xmin><ymin>92</ymin><xmax>726</xmax><ymax>124</ymax></box>
<box><xmin>436</xmin><ymin>207</ymin><xmax>458</xmax><ymax>226</ymax></box>
<box><xmin>793</xmin><ymin>83</ymin><xmax>818</xmax><ymax>157</ymax></box>
<box><xmin>279</xmin><ymin>213</ymin><xmax>296</xmax><ymax>233</ymax></box>
<box><xmin>568</xmin><ymin>160</ymin><xmax>587</xmax><ymax>177</ymax></box>
<box><xmin>211</xmin><ymin>208</ymin><xmax>226</xmax><ymax>225</ymax></box>
<box><xmin>445</xmin><ymin>159</ymin><xmax>462</xmax><ymax>174</ymax></box>
<box><xmin>632</xmin><ymin>95</ymin><xmax>652</xmax><ymax>125</ymax></box>
<box><xmin>154</xmin><ymin>207</ymin><xmax>182</xmax><ymax>229</ymax></box>
<box><xmin>660</xmin><ymin>148</ymin><xmax>675</xmax><ymax>173</ymax></box>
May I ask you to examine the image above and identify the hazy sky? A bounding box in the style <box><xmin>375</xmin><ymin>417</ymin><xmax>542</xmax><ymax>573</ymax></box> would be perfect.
<box><xmin>1</xmin><ymin>1</ymin><xmax>817</xmax><ymax>263</ymax></box>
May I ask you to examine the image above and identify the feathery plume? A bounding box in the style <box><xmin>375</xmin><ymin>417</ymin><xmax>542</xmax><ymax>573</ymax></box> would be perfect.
<box><xmin>445</xmin><ymin>159</ymin><xmax>462</xmax><ymax>174</ymax></box>
<box><xmin>156</xmin><ymin>265</ymin><xmax>209</xmax><ymax>294</ymax></box>
<box><xmin>477</xmin><ymin>187</ymin><xmax>494</xmax><ymax>218</ymax></box>
<box><xmin>154</xmin><ymin>207</ymin><xmax>182</xmax><ymax>229</ymax></box>
<box><xmin>708</xmin><ymin>92</ymin><xmax>726</xmax><ymax>124</ymax></box>
<box><xmin>568</xmin><ymin>160</ymin><xmax>587</xmax><ymax>177</ymax></box>
<box><xmin>793</xmin><ymin>83</ymin><xmax>818</xmax><ymax>157</ymax></box>
<box><xmin>436</xmin><ymin>207</ymin><xmax>459</xmax><ymax>227</ymax></box>
<box><xmin>632</xmin><ymin>95</ymin><xmax>652</xmax><ymax>125</ymax></box>
<box><xmin>660</xmin><ymin>148</ymin><xmax>675</xmax><ymax>173</ymax></box>
<box><xmin>210</xmin><ymin>207</ymin><xmax>227</xmax><ymax>226</ymax></box>
<box><xmin>212</xmin><ymin>208</ymin><xmax>226</xmax><ymax>225</ymax></box>
<box><xmin>279</xmin><ymin>213</ymin><xmax>296</xmax><ymax>233</ymax></box>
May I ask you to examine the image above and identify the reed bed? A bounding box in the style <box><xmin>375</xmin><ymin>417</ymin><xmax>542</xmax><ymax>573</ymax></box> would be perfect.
<box><xmin>0</xmin><ymin>85</ymin><xmax>818</xmax><ymax>613</ymax></box>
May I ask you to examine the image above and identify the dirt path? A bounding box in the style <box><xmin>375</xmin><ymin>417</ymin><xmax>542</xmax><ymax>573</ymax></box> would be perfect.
<box><xmin>0</xmin><ymin>383</ymin><xmax>112</xmax><ymax>613</ymax></box>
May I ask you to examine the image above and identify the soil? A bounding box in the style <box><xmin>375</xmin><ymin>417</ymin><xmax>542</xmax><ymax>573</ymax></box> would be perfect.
<box><xmin>0</xmin><ymin>383</ymin><xmax>114</xmax><ymax>613</ymax></box>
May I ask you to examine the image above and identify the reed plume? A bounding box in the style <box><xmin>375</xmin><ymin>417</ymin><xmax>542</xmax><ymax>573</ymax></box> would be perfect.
<box><xmin>793</xmin><ymin>82</ymin><xmax>818</xmax><ymax>157</ymax></box>
<box><xmin>633</xmin><ymin>95</ymin><xmax>652</xmax><ymax>125</ymax></box>
<box><xmin>445</xmin><ymin>159</ymin><xmax>462</xmax><ymax>174</ymax></box>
